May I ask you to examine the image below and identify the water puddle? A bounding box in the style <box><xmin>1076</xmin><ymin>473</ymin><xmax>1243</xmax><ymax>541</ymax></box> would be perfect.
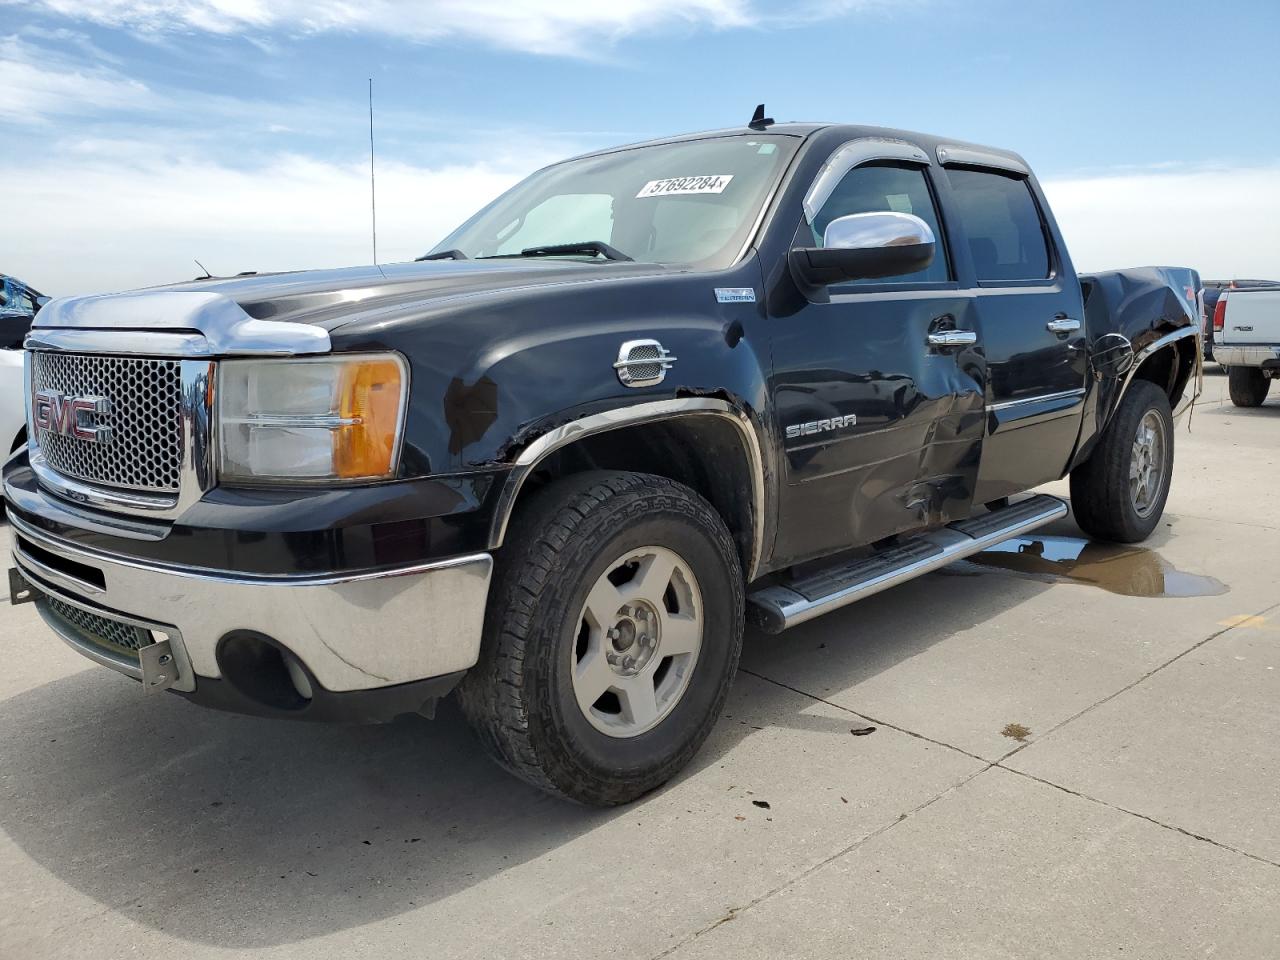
<box><xmin>953</xmin><ymin>535</ymin><xmax>1228</xmax><ymax>598</ymax></box>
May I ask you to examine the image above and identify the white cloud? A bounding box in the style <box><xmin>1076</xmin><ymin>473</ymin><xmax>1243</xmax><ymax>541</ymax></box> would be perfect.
<box><xmin>1043</xmin><ymin>165</ymin><xmax>1280</xmax><ymax>282</ymax></box>
<box><xmin>5</xmin><ymin>0</ymin><xmax>758</xmax><ymax>56</ymax></box>
<box><xmin>2</xmin><ymin>141</ymin><xmax>557</xmax><ymax>295</ymax></box>
<box><xmin>0</xmin><ymin>33</ymin><xmax>151</xmax><ymax>121</ymax></box>
<box><xmin>15</xmin><ymin>152</ymin><xmax>1277</xmax><ymax>298</ymax></box>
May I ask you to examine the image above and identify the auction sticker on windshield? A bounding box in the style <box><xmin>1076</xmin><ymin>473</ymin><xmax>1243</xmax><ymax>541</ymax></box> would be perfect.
<box><xmin>636</xmin><ymin>175</ymin><xmax>734</xmax><ymax>198</ymax></box>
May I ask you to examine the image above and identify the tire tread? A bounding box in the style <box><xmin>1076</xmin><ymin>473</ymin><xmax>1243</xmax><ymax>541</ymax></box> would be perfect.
<box><xmin>1069</xmin><ymin>380</ymin><xmax>1174</xmax><ymax>543</ymax></box>
<box><xmin>456</xmin><ymin>471</ymin><xmax>742</xmax><ymax>804</ymax></box>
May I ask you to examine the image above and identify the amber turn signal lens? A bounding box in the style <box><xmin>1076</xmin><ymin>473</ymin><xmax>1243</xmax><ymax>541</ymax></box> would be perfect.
<box><xmin>333</xmin><ymin>358</ymin><xmax>405</xmax><ymax>480</ymax></box>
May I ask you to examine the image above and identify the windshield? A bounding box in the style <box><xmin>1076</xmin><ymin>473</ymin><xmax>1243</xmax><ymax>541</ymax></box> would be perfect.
<box><xmin>430</xmin><ymin>135</ymin><xmax>798</xmax><ymax>269</ymax></box>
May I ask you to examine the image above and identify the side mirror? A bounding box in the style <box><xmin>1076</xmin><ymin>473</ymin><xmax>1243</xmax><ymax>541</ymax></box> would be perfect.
<box><xmin>34</xmin><ymin>296</ymin><xmax>51</xmax><ymax>314</ymax></box>
<box><xmin>789</xmin><ymin>212</ymin><xmax>936</xmax><ymax>289</ymax></box>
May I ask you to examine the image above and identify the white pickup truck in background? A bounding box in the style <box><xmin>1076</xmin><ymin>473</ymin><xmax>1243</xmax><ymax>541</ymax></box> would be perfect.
<box><xmin>1213</xmin><ymin>280</ymin><xmax>1280</xmax><ymax>407</ymax></box>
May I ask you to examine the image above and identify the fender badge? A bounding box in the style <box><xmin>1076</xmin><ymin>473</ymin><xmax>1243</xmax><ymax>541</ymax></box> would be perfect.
<box><xmin>715</xmin><ymin>287</ymin><xmax>756</xmax><ymax>304</ymax></box>
<box><xmin>786</xmin><ymin>415</ymin><xmax>857</xmax><ymax>440</ymax></box>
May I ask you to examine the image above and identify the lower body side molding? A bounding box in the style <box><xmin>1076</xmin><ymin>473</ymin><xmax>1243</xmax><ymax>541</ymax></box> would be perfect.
<box><xmin>748</xmin><ymin>494</ymin><xmax>1068</xmax><ymax>633</ymax></box>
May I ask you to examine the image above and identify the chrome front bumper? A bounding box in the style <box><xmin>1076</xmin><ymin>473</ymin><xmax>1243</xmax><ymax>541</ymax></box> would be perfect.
<box><xmin>8</xmin><ymin>511</ymin><xmax>493</xmax><ymax>696</ymax></box>
<box><xmin>1214</xmin><ymin>344</ymin><xmax>1280</xmax><ymax>368</ymax></box>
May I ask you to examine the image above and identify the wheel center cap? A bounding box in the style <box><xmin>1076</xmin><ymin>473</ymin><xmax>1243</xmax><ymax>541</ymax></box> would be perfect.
<box><xmin>606</xmin><ymin>603</ymin><xmax>660</xmax><ymax>676</ymax></box>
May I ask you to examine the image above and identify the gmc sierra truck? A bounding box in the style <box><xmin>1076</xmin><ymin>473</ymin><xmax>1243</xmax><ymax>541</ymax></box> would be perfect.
<box><xmin>1212</xmin><ymin>281</ymin><xmax>1280</xmax><ymax>406</ymax></box>
<box><xmin>5</xmin><ymin>118</ymin><xmax>1202</xmax><ymax>805</ymax></box>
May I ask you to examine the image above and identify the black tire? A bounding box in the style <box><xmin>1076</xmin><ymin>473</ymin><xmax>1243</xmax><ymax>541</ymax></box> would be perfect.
<box><xmin>456</xmin><ymin>471</ymin><xmax>744</xmax><ymax>806</ymax></box>
<box><xmin>1069</xmin><ymin>380</ymin><xmax>1174</xmax><ymax>543</ymax></box>
<box><xmin>1228</xmin><ymin>366</ymin><xmax>1271</xmax><ymax>407</ymax></box>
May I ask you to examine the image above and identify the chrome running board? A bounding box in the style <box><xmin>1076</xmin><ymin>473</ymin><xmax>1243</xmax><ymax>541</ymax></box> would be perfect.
<box><xmin>748</xmin><ymin>494</ymin><xmax>1068</xmax><ymax>633</ymax></box>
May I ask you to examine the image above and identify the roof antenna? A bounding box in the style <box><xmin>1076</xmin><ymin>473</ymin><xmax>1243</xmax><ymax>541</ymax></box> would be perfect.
<box><xmin>193</xmin><ymin>258</ymin><xmax>212</xmax><ymax>279</ymax></box>
<box><xmin>368</xmin><ymin>77</ymin><xmax>385</xmax><ymax>278</ymax></box>
<box><xmin>748</xmin><ymin>103</ymin><xmax>774</xmax><ymax>130</ymax></box>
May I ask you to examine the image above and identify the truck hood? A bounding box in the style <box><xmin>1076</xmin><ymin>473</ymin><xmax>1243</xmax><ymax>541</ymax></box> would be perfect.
<box><xmin>31</xmin><ymin>258</ymin><xmax>674</xmax><ymax>355</ymax></box>
<box><xmin>164</xmin><ymin>259</ymin><xmax>675</xmax><ymax>328</ymax></box>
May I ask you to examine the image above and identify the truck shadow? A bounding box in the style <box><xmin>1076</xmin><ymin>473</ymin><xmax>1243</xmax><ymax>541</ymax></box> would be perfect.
<box><xmin>0</xmin><ymin>512</ymin><xmax>1140</xmax><ymax>949</ymax></box>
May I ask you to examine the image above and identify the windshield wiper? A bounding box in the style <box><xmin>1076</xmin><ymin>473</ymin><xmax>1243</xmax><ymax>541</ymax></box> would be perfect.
<box><xmin>416</xmin><ymin>249</ymin><xmax>469</xmax><ymax>261</ymax></box>
<box><xmin>482</xmin><ymin>241</ymin><xmax>634</xmax><ymax>263</ymax></box>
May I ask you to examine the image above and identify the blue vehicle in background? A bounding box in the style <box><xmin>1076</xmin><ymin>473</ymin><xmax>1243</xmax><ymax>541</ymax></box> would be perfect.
<box><xmin>1</xmin><ymin>274</ymin><xmax>50</xmax><ymax>457</ymax></box>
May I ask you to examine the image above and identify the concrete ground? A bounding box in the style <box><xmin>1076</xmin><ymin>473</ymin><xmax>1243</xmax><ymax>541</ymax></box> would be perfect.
<box><xmin>2</xmin><ymin>368</ymin><xmax>1277</xmax><ymax>959</ymax></box>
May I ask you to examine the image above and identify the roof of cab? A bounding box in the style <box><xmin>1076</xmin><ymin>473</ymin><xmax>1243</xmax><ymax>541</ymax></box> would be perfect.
<box><xmin>562</xmin><ymin>121</ymin><xmax>1030</xmax><ymax>173</ymax></box>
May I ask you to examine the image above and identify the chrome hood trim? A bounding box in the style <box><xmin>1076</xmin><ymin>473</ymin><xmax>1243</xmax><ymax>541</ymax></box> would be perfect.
<box><xmin>28</xmin><ymin>290</ymin><xmax>331</xmax><ymax>357</ymax></box>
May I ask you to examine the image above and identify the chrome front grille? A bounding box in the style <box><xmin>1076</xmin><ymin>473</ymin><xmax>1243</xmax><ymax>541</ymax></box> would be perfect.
<box><xmin>45</xmin><ymin>597</ymin><xmax>149</xmax><ymax>660</ymax></box>
<box><xmin>31</xmin><ymin>352</ymin><xmax>184</xmax><ymax>492</ymax></box>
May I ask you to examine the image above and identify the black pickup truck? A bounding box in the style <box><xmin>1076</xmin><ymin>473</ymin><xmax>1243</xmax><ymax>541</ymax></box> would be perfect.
<box><xmin>5</xmin><ymin>118</ymin><xmax>1201</xmax><ymax>805</ymax></box>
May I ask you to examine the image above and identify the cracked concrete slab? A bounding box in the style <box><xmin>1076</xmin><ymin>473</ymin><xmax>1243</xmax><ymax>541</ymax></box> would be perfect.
<box><xmin>665</xmin><ymin>766</ymin><xmax>1280</xmax><ymax>960</ymax></box>
<box><xmin>1005</xmin><ymin>615</ymin><xmax>1280</xmax><ymax>865</ymax></box>
<box><xmin>0</xmin><ymin>670</ymin><xmax>980</xmax><ymax>958</ymax></box>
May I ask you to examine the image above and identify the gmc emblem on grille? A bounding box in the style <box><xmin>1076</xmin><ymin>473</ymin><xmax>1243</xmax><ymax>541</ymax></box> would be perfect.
<box><xmin>32</xmin><ymin>389</ymin><xmax>112</xmax><ymax>444</ymax></box>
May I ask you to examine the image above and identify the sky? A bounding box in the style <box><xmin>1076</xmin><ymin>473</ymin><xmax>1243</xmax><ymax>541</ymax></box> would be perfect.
<box><xmin>3</xmin><ymin>0</ymin><xmax>1278</xmax><ymax>296</ymax></box>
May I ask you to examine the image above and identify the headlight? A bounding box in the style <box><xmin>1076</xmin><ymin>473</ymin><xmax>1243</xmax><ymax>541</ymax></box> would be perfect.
<box><xmin>217</xmin><ymin>354</ymin><xmax>408</xmax><ymax>484</ymax></box>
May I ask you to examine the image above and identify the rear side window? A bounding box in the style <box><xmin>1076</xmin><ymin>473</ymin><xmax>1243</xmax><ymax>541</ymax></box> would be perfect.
<box><xmin>811</xmin><ymin>163</ymin><xmax>951</xmax><ymax>285</ymax></box>
<box><xmin>946</xmin><ymin>169</ymin><xmax>1051</xmax><ymax>282</ymax></box>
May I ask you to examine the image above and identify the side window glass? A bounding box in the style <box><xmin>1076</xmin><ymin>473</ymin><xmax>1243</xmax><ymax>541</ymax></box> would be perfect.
<box><xmin>946</xmin><ymin>169</ymin><xmax>1051</xmax><ymax>281</ymax></box>
<box><xmin>810</xmin><ymin>163</ymin><xmax>950</xmax><ymax>285</ymax></box>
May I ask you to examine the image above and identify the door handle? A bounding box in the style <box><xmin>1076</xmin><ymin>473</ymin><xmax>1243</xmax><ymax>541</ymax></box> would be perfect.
<box><xmin>1046</xmin><ymin>317</ymin><xmax>1081</xmax><ymax>334</ymax></box>
<box><xmin>927</xmin><ymin>330</ymin><xmax>977</xmax><ymax>349</ymax></box>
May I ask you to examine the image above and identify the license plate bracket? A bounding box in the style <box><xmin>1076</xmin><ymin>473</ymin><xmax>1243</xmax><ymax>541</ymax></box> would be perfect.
<box><xmin>8</xmin><ymin>567</ymin><xmax>38</xmax><ymax>605</ymax></box>
<box><xmin>139</xmin><ymin>639</ymin><xmax>179</xmax><ymax>693</ymax></box>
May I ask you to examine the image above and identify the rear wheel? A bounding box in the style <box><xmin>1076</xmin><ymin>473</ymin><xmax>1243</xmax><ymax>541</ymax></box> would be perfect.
<box><xmin>1228</xmin><ymin>366</ymin><xmax>1271</xmax><ymax>407</ymax></box>
<box><xmin>457</xmin><ymin>471</ymin><xmax>743</xmax><ymax>805</ymax></box>
<box><xmin>1069</xmin><ymin>380</ymin><xmax>1174</xmax><ymax>543</ymax></box>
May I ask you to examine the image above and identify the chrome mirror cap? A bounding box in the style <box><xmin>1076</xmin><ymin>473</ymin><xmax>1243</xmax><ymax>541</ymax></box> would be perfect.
<box><xmin>791</xmin><ymin>211</ymin><xmax>936</xmax><ymax>289</ymax></box>
<box><xmin>822</xmin><ymin>211</ymin><xmax>935</xmax><ymax>251</ymax></box>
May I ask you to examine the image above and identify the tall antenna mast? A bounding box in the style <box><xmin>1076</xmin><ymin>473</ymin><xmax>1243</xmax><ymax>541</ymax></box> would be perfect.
<box><xmin>368</xmin><ymin>77</ymin><xmax>380</xmax><ymax>271</ymax></box>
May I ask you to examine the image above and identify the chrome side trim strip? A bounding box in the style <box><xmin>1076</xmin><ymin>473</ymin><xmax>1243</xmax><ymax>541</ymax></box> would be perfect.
<box><xmin>488</xmin><ymin>398</ymin><xmax>766</xmax><ymax>581</ymax></box>
<box><xmin>803</xmin><ymin>138</ymin><xmax>930</xmax><ymax>223</ymax></box>
<box><xmin>749</xmin><ymin>495</ymin><xmax>1067</xmax><ymax>632</ymax></box>
<box><xmin>988</xmin><ymin>388</ymin><xmax>1086</xmax><ymax>412</ymax></box>
<box><xmin>30</xmin><ymin>290</ymin><xmax>331</xmax><ymax>357</ymax></box>
<box><xmin>936</xmin><ymin>145</ymin><xmax>1030</xmax><ymax>176</ymax></box>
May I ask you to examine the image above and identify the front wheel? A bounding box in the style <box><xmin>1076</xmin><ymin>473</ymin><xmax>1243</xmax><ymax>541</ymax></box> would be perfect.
<box><xmin>1228</xmin><ymin>366</ymin><xmax>1271</xmax><ymax>407</ymax></box>
<box><xmin>457</xmin><ymin>471</ymin><xmax>744</xmax><ymax>805</ymax></box>
<box><xmin>1069</xmin><ymin>380</ymin><xmax>1174</xmax><ymax>543</ymax></box>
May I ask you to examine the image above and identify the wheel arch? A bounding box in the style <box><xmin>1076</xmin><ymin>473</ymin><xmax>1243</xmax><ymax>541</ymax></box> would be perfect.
<box><xmin>488</xmin><ymin>399</ymin><xmax>766</xmax><ymax>582</ymax></box>
<box><xmin>1112</xmin><ymin>327</ymin><xmax>1200</xmax><ymax>425</ymax></box>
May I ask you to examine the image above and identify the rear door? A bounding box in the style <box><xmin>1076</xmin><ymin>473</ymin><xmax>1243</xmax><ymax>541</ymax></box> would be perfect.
<box><xmin>768</xmin><ymin>143</ymin><xmax>985</xmax><ymax>565</ymax></box>
<box><xmin>938</xmin><ymin>160</ymin><xmax>1088</xmax><ymax>502</ymax></box>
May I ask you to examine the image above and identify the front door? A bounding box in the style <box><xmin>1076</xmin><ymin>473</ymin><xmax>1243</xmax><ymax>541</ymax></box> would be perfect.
<box><xmin>940</xmin><ymin>165</ymin><xmax>1088</xmax><ymax>501</ymax></box>
<box><xmin>768</xmin><ymin>156</ymin><xmax>985</xmax><ymax>566</ymax></box>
